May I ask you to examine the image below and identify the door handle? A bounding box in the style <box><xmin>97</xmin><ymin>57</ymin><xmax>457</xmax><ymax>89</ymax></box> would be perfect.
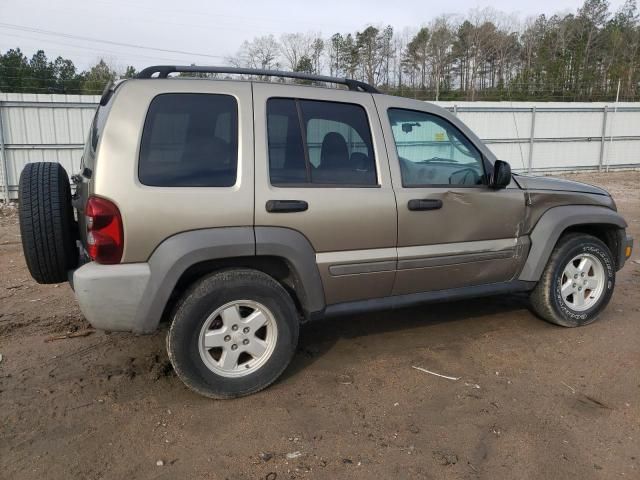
<box><xmin>266</xmin><ymin>200</ymin><xmax>309</xmax><ymax>213</ymax></box>
<box><xmin>407</xmin><ymin>199</ymin><xmax>443</xmax><ymax>211</ymax></box>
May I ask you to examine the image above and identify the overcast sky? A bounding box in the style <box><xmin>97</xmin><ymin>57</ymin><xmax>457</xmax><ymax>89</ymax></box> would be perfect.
<box><xmin>0</xmin><ymin>0</ymin><xmax>628</xmax><ymax>71</ymax></box>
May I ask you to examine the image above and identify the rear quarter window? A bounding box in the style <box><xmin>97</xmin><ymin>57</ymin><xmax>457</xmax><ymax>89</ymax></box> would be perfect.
<box><xmin>82</xmin><ymin>99</ymin><xmax>113</xmax><ymax>172</ymax></box>
<box><xmin>139</xmin><ymin>93</ymin><xmax>238</xmax><ymax>187</ymax></box>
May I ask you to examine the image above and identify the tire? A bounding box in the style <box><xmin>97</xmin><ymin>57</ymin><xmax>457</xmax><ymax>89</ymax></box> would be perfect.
<box><xmin>167</xmin><ymin>269</ymin><xmax>300</xmax><ymax>399</ymax></box>
<box><xmin>18</xmin><ymin>162</ymin><xmax>78</xmax><ymax>284</ymax></box>
<box><xmin>530</xmin><ymin>233</ymin><xmax>615</xmax><ymax>327</ymax></box>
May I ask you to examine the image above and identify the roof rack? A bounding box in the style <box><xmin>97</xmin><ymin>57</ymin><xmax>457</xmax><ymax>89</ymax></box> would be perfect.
<box><xmin>136</xmin><ymin>65</ymin><xmax>380</xmax><ymax>93</ymax></box>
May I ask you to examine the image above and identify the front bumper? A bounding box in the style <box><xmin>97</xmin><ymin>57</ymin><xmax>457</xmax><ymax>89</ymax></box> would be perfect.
<box><xmin>617</xmin><ymin>232</ymin><xmax>634</xmax><ymax>270</ymax></box>
<box><xmin>71</xmin><ymin>262</ymin><xmax>151</xmax><ymax>332</ymax></box>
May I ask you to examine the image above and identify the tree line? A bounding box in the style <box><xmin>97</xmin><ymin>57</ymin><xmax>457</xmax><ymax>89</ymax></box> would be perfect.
<box><xmin>1</xmin><ymin>0</ymin><xmax>638</xmax><ymax>101</ymax></box>
<box><xmin>230</xmin><ymin>0</ymin><xmax>640</xmax><ymax>101</ymax></box>
<box><xmin>0</xmin><ymin>50</ymin><xmax>136</xmax><ymax>95</ymax></box>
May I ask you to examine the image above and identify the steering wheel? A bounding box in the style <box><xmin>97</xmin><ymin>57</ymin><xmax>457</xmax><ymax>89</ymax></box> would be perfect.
<box><xmin>449</xmin><ymin>167</ymin><xmax>480</xmax><ymax>186</ymax></box>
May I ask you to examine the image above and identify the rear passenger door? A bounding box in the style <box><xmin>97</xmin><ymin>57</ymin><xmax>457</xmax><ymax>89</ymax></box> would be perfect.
<box><xmin>253</xmin><ymin>84</ymin><xmax>397</xmax><ymax>306</ymax></box>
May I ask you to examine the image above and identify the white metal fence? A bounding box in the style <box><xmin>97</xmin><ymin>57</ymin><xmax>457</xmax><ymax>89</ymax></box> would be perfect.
<box><xmin>1</xmin><ymin>94</ymin><xmax>639</xmax><ymax>201</ymax></box>
<box><xmin>0</xmin><ymin>93</ymin><xmax>100</xmax><ymax>201</ymax></box>
<box><xmin>438</xmin><ymin>101</ymin><xmax>640</xmax><ymax>174</ymax></box>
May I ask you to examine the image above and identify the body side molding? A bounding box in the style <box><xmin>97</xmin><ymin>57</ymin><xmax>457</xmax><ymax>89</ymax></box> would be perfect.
<box><xmin>518</xmin><ymin>205</ymin><xmax>627</xmax><ymax>282</ymax></box>
<box><xmin>321</xmin><ymin>280</ymin><xmax>535</xmax><ymax>319</ymax></box>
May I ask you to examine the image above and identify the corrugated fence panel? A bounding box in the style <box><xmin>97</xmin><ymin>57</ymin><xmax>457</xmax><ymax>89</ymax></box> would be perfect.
<box><xmin>608</xmin><ymin>111</ymin><xmax>638</xmax><ymax>137</ymax></box>
<box><xmin>606</xmin><ymin>140</ymin><xmax>639</xmax><ymax>166</ymax></box>
<box><xmin>534</xmin><ymin>111</ymin><xmax>603</xmax><ymax>138</ymax></box>
<box><xmin>1</xmin><ymin>96</ymin><xmax>639</xmax><ymax>200</ymax></box>
<box><xmin>437</xmin><ymin>101</ymin><xmax>640</xmax><ymax>172</ymax></box>
<box><xmin>0</xmin><ymin>93</ymin><xmax>99</xmax><ymax>200</ymax></box>
<box><xmin>482</xmin><ymin>143</ymin><xmax>531</xmax><ymax>170</ymax></box>
<box><xmin>455</xmin><ymin>111</ymin><xmax>533</xmax><ymax>141</ymax></box>
<box><xmin>532</xmin><ymin>141</ymin><xmax>602</xmax><ymax>170</ymax></box>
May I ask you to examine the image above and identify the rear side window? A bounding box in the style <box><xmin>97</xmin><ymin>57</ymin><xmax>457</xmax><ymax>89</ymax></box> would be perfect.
<box><xmin>82</xmin><ymin>99</ymin><xmax>113</xmax><ymax>172</ymax></box>
<box><xmin>267</xmin><ymin>98</ymin><xmax>376</xmax><ymax>186</ymax></box>
<box><xmin>139</xmin><ymin>93</ymin><xmax>238</xmax><ymax>187</ymax></box>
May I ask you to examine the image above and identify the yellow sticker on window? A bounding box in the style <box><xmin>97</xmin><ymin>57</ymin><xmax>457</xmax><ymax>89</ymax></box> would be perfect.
<box><xmin>434</xmin><ymin>132</ymin><xmax>445</xmax><ymax>141</ymax></box>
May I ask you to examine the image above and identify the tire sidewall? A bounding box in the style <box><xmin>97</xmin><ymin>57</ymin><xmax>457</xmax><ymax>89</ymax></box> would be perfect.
<box><xmin>18</xmin><ymin>162</ymin><xmax>78</xmax><ymax>284</ymax></box>
<box><xmin>168</xmin><ymin>270</ymin><xmax>299</xmax><ymax>398</ymax></box>
<box><xmin>550</xmin><ymin>239</ymin><xmax>615</xmax><ymax>326</ymax></box>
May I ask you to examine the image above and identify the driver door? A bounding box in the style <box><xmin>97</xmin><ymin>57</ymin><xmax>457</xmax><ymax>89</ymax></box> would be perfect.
<box><xmin>374</xmin><ymin>96</ymin><xmax>527</xmax><ymax>295</ymax></box>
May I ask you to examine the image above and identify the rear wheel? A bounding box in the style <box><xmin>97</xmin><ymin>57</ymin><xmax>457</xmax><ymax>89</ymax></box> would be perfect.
<box><xmin>18</xmin><ymin>162</ymin><xmax>78</xmax><ymax>284</ymax></box>
<box><xmin>530</xmin><ymin>233</ymin><xmax>615</xmax><ymax>327</ymax></box>
<box><xmin>167</xmin><ymin>269</ymin><xmax>299</xmax><ymax>398</ymax></box>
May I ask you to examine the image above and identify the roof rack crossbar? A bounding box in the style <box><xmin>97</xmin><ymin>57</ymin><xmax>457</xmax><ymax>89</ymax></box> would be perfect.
<box><xmin>136</xmin><ymin>65</ymin><xmax>379</xmax><ymax>93</ymax></box>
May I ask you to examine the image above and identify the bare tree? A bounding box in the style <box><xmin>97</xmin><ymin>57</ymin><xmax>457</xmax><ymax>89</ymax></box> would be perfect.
<box><xmin>310</xmin><ymin>36</ymin><xmax>324</xmax><ymax>74</ymax></box>
<box><xmin>405</xmin><ymin>27</ymin><xmax>430</xmax><ymax>88</ymax></box>
<box><xmin>280</xmin><ymin>33</ymin><xmax>313</xmax><ymax>71</ymax></box>
<box><xmin>391</xmin><ymin>28</ymin><xmax>410</xmax><ymax>89</ymax></box>
<box><xmin>428</xmin><ymin>16</ymin><xmax>455</xmax><ymax>100</ymax></box>
<box><xmin>464</xmin><ymin>8</ymin><xmax>502</xmax><ymax>100</ymax></box>
<box><xmin>231</xmin><ymin>35</ymin><xmax>281</xmax><ymax>73</ymax></box>
<box><xmin>356</xmin><ymin>26</ymin><xmax>391</xmax><ymax>85</ymax></box>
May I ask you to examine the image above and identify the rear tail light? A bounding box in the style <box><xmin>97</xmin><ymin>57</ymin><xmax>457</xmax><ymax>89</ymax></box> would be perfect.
<box><xmin>85</xmin><ymin>196</ymin><xmax>123</xmax><ymax>264</ymax></box>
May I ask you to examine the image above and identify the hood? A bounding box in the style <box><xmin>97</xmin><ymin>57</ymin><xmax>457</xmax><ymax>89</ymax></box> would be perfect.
<box><xmin>512</xmin><ymin>174</ymin><xmax>609</xmax><ymax>196</ymax></box>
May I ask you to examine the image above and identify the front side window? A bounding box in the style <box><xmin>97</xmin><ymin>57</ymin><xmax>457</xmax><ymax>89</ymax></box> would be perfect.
<box><xmin>139</xmin><ymin>93</ymin><xmax>238</xmax><ymax>187</ymax></box>
<box><xmin>267</xmin><ymin>98</ymin><xmax>376</xmax><ymax>186</ymax></box>
<box><xmin>388</xmin><ymin>108</ymin><xmax>485</xmax><ymax>187</ymax></box>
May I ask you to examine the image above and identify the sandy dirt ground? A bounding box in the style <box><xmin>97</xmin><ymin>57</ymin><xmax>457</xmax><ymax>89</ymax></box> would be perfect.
<box><xmin>1</xmin><ymin>171</ymin><xmax>639</xmax><ymax>480</ymax></box>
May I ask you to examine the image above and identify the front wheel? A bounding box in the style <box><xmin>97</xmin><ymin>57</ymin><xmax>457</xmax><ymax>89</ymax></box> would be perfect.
<box><xmin>529</xmin><ymin>233</ymin><xmax>616</xmax><ymax>327</ymax></box>
<box><xmin>167</xmin><ymin>269</ymin><xmax>299</xmax><ymax>398</ymax></box>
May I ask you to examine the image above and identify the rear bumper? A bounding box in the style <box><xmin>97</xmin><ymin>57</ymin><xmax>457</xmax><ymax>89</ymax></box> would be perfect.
<box><xmin>71</xmin><ymin>262</ymin><xmax>151</xmax><ymax>332</ymax></box>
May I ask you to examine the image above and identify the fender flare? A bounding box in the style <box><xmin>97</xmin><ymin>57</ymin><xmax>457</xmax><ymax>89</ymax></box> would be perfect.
<box><xmin>518</xmin><ymin>205</ymin><xmax>627</xmax><ymax>282</ymax></box>
<box><xmin>254</xmin><ymin>226</ymin><xmax>325</xmax><ymax>316</ymax></box>
<box><xmin>134</xmin><ymin>227</ymin><xmax>324</xmax><ymax>332</ymax></box>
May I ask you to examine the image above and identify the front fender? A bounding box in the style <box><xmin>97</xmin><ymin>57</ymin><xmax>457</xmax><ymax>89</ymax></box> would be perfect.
<box><xmin>518</xmin><ymin>205</ymin><xmax>627</xmax><ymax>282</ymax></box>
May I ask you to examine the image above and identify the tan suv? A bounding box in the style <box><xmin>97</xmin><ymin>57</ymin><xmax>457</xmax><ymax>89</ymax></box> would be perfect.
<box><xmin>18</xmin><ymin>66</ymin><xmax>634</xmax><ymax>398</ymax></box>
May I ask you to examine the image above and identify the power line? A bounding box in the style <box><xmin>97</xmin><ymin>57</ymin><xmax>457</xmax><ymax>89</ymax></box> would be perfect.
<box><xmin>0</xmin><ymin>22</ymin><xmax>226</xmax><ymax>59</ymax></box>
<box><xmin>0</xmin><ymin>31</ymin><xmax>203</xmax><ymax>65</ymax></box>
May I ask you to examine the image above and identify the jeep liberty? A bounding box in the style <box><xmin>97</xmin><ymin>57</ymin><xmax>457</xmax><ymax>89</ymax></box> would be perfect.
<box><xmin>18</xmin><ymin>66</ymin><xmax>634</xmax><ymax>398</ymax></box>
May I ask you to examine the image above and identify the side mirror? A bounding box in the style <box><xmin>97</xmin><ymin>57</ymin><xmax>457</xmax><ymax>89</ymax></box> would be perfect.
<box><xmin>490</xmin><ymin>160</ymin><xmax>512</xmax><ymax>189</ymax></box>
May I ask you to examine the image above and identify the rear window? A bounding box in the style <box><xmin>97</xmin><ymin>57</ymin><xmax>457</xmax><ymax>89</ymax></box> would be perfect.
<box><xmin>139</xmin><ymin>93</ymin><xmax>238</xmax><ymax>187</ymax></box>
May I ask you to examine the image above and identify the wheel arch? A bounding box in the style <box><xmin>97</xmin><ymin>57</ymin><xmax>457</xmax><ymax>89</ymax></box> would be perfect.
<box><xmin>134</xmin><ymin>227</ymin><xmax>324</xmax><ymax>332</ymax></box>
<box><xmin>518</xmin><ymin>205</ymin><xmax>627</xmax><ymax>282</ymax></box>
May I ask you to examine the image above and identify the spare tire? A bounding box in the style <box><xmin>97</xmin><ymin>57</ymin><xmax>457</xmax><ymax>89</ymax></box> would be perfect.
<box><xmin>18</xmin><ymin>162</ymin><xmax>78</xmax><ymax>284</ymax></box>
